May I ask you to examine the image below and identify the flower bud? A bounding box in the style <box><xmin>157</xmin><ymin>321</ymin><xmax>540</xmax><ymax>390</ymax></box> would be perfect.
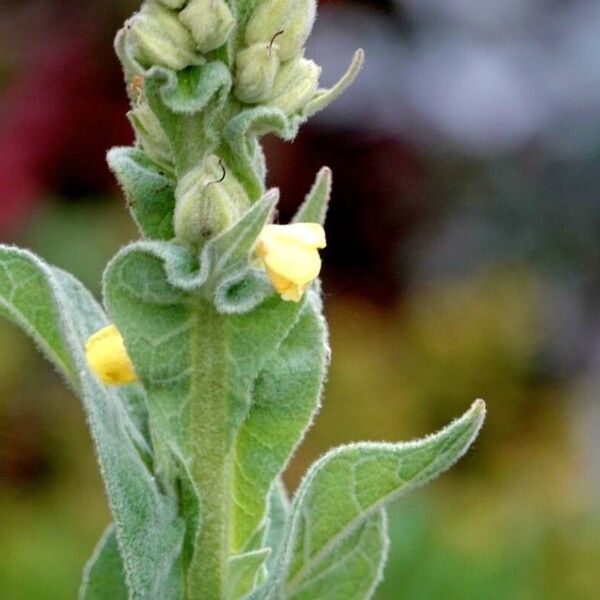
<box><xmin>245</xmin><ymin>0</ymin><xmax>316</xmax><ymax>61</ymax></box>
<box><xmin>179</xmin><ymin>0</ymin><xmax>235</xmax><ymax>53</ymax></box>
<box><xmin>267</xmin><ymin>56</ymin><xmax>320</xmax><ymax>114</ymax></box>
<box><xmin>129</xmin><ymin>100</ymin><xmax>174</xmax><ymax>174</ymax></box>
<box><xmin>157</xmin><ymin>0</ymin><xmax>186</xmax><ymax>7</ymax></box>
<box><xmin>174</xmin><ymin>157</ymin><xmax>250</xmax><ymax>245</ymax></box>
<box><xmin>126</xmin><ymin>1</ymin><xmax>200</xmax><ymax>71</ymax></box>
<box><xmin>234</xmin><ymin>43</ymin><xmax>280</xmax><ymax>104</ymax></box>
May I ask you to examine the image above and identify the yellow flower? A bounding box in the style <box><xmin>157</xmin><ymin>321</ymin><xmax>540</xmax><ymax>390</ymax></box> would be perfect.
<box><xmin>256</xmin><ymin>223</ymin><xmax>326</xmax><ymax>302</ymax></box>
<box><xmin>85</xmin><ymin>325</ymin><xmax>137</xmax><ymax>385</ymax></box>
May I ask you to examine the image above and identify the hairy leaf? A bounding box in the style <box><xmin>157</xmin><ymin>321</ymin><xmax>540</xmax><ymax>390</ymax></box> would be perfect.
<box><xmin>104</xmin><ymin>239</ymin><xmax>326</xmax><ymax>597</ymax></box>
<box><xmin>79</xmin><ymin>525</ymin><xmax>128</xmax><ymax>600</ymax></box>
<box><xmin>293</xmin><ymin>167</ymin><xmax>332</xmax><ymax>226</ymax></box>
<box><xmin>287</xmin><ymin>511</ymin><xmax>388</xmax><ymax>600</ymax></box>
<box><xmin>228</xmin><ymin>549</ymin><xmax>271</xmax><ymax>600</ymax></box>
<box><xmin>107</xmin><ymin>147</ymin><xmax>176</xmax><ymax>240</ymax></box>
<box><xmin>0</xmin><ymin>246</ymin><xmax>184</xmax><ymax>599</ymax></box>
<box><xmin>145</xmin><ymin>62</ymin><xmax>232</xmax><ymax>174</ymax></box>
<box><xmin>251</xmin><ymin>400</ymin><xmax>485</xmax><ymax>599</ymax></box>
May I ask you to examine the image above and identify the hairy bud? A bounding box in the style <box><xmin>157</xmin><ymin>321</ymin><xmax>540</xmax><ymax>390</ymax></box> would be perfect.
<box><xmin>174</xmin><ymin>157</ymin><xmax>251</xmax><ymax>245</ymax></box>
<box><xmin>268</xmin><ymin>56</ymin><xmax>320</xmax><ymax>114</ymax></box>
<box><xmin>234</xmin><ymin>43</ymin><xmax>280</xmax><ymax>104</ymax></box>
<box><xmin>156</xmin><ymin>0</ymin><xmax>187</xmax><ymax>7</ymax></box>
<box><xmin>126</xmin><ymin>1</ymin><xmax>199</xmax><ymax>71</ymax></box>
<box><xmin>179</xmin><ymin>0</ymin><xmax>235</xmax><ymax>53</ymax></box>
<box><xmin>245</xmin><ymin>0</ymin><xmax>316</xmax><ymax>61</ymax></box>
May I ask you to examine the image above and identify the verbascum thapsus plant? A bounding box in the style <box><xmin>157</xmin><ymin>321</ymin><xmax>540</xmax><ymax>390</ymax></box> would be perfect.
<box><xmin>0</xmin><ymin>1</ymin><xmax>486</xmax><ymax>598</ymax></box>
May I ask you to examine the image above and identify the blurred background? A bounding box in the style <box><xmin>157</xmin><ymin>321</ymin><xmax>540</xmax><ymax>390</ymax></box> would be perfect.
<box><xmin>1</xmin><ymin>0</ymin><xmax>600</xmax><ymax>597</ymax></box>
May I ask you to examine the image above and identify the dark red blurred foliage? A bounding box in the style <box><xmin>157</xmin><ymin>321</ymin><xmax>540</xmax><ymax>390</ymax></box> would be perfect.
<box><xmin>0</xmin><ymin>6</ymin><xmax>132</xmax><ymax>236</ymax></box>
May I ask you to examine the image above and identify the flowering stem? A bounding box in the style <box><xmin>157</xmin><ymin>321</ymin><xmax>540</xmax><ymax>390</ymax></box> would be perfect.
<box><xmin>185</xmin><ymin>302</ymin><xmax>230</xmax><ymax>599</ymax></box>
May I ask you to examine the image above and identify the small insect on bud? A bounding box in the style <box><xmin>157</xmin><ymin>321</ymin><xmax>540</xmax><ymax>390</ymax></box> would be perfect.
<box><xmin>234</xmin><ymin>43</ymin><xmax>280</xmax><ymax>104</ymax></box>
<box><xmin>126</xmin><ymin>1</ymin><xmax>200</xmax><ymax>71</ymax></box>
<box><xmin>268</xmin><ymin>56</ymin><xmax>321</xmax><ymax>114</ymax></box>
<box><xmin>179</xmin><ymin>0</ymin><xmax>235</xmax><ymax>54</ymax></box>
<box><xmin>245</xmin><ymin>0</ymin><xmax>316</xmax><ymax>61</ymax></box>
<box><xmin>174</xmin><ymin>157</ymin><xmax>250</xmax><ymax>245</ymax></box>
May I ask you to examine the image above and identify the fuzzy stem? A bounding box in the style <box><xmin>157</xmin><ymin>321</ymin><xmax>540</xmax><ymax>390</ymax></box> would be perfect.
<box><xmin>186</xmin><ymin>302</ymin><xmax>230</xmax><ymax>599</ymax></box>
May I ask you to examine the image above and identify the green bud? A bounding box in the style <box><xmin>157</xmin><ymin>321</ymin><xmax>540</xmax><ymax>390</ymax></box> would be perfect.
<box><xmin>174</xmin><ymin>156</ymin><xmax>251</xmax><ymax>244</ymax></box>
<box><xmin>234</xmin><ymin>43</ymin><xmax>280</xmax><ymax>104</ymax></box>
<box><xmin>126</xmin><ymin>1</ymin><xmax>200</xmax><ymax>71</ymax></box>
<box><xmin>245</xmin><ymin>0</ymin><xmax>316</xmax><ymax>61</ymax></box>
<box><xmin>179</xmin><ymin>0</ymin><xmax>235</xmax><ymax>53</ymax></box>
<box><xmin>156</xmin><ymin>0</ymin><xmax>186</xmax><ymax>7</ymax></box>
<box><xmin>129</xmin><ymin>100</ymin><xmax>174</xmax><ymax>174</ymax></box>
<box><xmin>267</xmin><ymin>56</ymin><xmax>320</xmax><ymax>114</ymax></box>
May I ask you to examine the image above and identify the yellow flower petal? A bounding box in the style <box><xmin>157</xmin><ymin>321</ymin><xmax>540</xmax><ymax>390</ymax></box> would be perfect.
<box><xmin>256</xmin><ymin>223</ymin><xmax>326</xmax><ymax>302</ymax></box>
<box><xmin>259</xmin><ymin>223</ymin><xmax>326</xmax><ymax>250</ymax></box>
<box><xmin>85</xmin><ymin>325</ymin><xmax>137</xmax><ymax>385</ymax></box>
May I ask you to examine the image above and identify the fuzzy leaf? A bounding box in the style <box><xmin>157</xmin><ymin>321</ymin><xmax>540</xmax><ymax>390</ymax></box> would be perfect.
<box><xmin>79</xmin><ymin>525</ymin><xmax>128</xmax><ymax>600</ymax></box>
<box><xmin>263</xmin><ymin>480</ymin><xmax>290</xmax><ymax>574</ymax></box>
<box><xmin>232</xmin><ymin>299</ymin><xmax>328</xmax><ymax>551</ymax></box>
<box><xmin>104</xmin><ymin>241</ymin><xmax>320</xmax><ymax>597</ymax></box>
<box><xmin>228</xmin><ymin>549</ymin><xmax>271</xmax><ymax>600</ymax></box>
<box><xmin>220</xmin><ymin>106</ymin><xmax>299</xmax><ymax>201</ymax></box>
<box><xmin>287</xmin><ymin>511</ymin><xmax>388</xmax><ymax>600</ymax></box>
<box><xmin>252</xmin><ymin>400</ymin><xmax>486</xmax><ymax>599</ymax></box>
<box><xmin>107</xmin><ymin>147</ymin><xmax>176</xmax><ymax>240</ymax></box>
<box><xmin>209</xmin><ymin>189</ymin><xmax>277</xmax><ymax>276</ymax></box>
<box><xmin>304</xmin><ymin>50</ymin><xmax>365</xmax><ymax>119</ymax></box>
<box><xmin>145</xmin><ymin>62</ymin><xmax>232</xmax><ymax>173</ymax></box>
<box><xmin>292</xmin><ymin>167</ymin><xmax>332</xmax><ymax>226</ymax></box>
<box><xmin>0</xmin><ymin>246</ymin><xmax>184</xmax><ymax>599</ymax></box>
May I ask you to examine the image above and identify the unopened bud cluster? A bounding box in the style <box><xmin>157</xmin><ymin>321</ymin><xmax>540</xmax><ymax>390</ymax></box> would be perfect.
<box><xmin>115</xmin><ymin>0</ymin><xmax>357</xmax><ymax>248</ymax></box>
<box><xmin>234</xmin><ymin>0</ymin><xmax>320</xmax><ymax>111</ymax></box>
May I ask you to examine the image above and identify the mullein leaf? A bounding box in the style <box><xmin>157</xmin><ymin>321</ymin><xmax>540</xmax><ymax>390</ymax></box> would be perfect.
<box><xmin>79</xmin><ymin>525</ymin><xmax>128</xmax><ymax>600</ymax></box>
<box><xmin>221</xmin><ymin>106</ymin><xmax>299</xmax><ymax>201</ymax></box>
<box><xmin>145</xmin><ymin>62</ymin><xmax>232</xmax><ymax>173</ymax></box>
<box><xmin>107</xmin><ymin>146</ymin><xmax>176</xmax><ymax>240</ymax></box>
<box><xmin>286</xmin><ymin>511</ymin><xmax>388</xmax><ymax>600</ymax></box>
<box><xmin>103</xmin><ymin>239</ymin><xmax>325</xmax><ymax>597</ymax></box>
<box><xmin>292</xmin><ymin>167</ymin><xmax>332</xmax><ymax>226</ymax></box>
<box><xmin>0</xmin><ymin>245</ymin><xmax>185</xmax><ymax>599</ymax></box>
<box><xmin>250</xmin><ymin>400</ymin><xmax>485</xmax><ymax>599</ymax></box>
<box><xmin>303</xmin><ymin>49</ymin><xmax>365</xmax><ymax>119</ymax></box>
<box><xmin>228</xmin><ymin>549</ymin><xmax>271</xmax><ymax>600</ymax></box>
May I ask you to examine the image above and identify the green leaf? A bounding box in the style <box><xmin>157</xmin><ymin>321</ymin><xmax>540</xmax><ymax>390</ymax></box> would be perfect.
<box><xmin>232</xmin><ymin>300</ymin><xmax>328</xmax><ymax>551</ymax></box>
<box><xmin>287</xmin><ymin>511</ymin><xmax>388</xmax><ymax>600</ymax></box>
<box><xmin>263</xmin><ymin>480</ymin><xmax>290</xmax><ymax>574</ymax></box>
<box><xmin>0</xmin><ymin>245</ymin><xmax>185</xmax><ymax>599</ymax></box>
<box><xmin>79</xmin><ymin>525</ymin><xmax>128</xmax><ymax>600</ymax></box>
<box><xmin>208</xmin><ymin>189</ymin><xmax>277</xmax><ymax>276</ymax></box>
<box><xmin>145</xmin><ymin>62</ymin><xmax>232</xmax><ymax>174</ymax></box>
<box><xmin>228</xmin><ymin>549</ymin><xmax>271</xmax><ymax>600</ymax></box>
<box><xmin>107</xmin><ymin>147</ymin><xmax>176</xmax><ymax>240</ymax></box>
<box><xmin>220</xmin><ymin>106</ymin><xmax>299</xmax><ymax>201</ymax></box>
<box><xmin>253</xmin><ymin>400</ymin><xmax>486</xmax><ymax>599</ymax></box>
<box><xmin>103</xmin><ymin>240</ymin><xmax>326</xmax><ymax>599</ymax></box>
<box><xmin>0</xmin><ymin>246</ymin><xmax>75</xmax><ymax>378</ymax></box>
<box><xmin>304</xmin><ymin>49</ymin><xmax>365</xmax><ymax>119</ymax></box>
<box><xmin>292</xmin><ymin>167</ymin><xmax>332</xmax><ymax>226</ymax></box>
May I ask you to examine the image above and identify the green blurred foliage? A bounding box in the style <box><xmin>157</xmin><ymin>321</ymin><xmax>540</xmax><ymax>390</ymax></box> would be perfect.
<box><xmin>1</xmin><ymin>197</ymin><xmax>599</xmax><ymax>598</ymax></box>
